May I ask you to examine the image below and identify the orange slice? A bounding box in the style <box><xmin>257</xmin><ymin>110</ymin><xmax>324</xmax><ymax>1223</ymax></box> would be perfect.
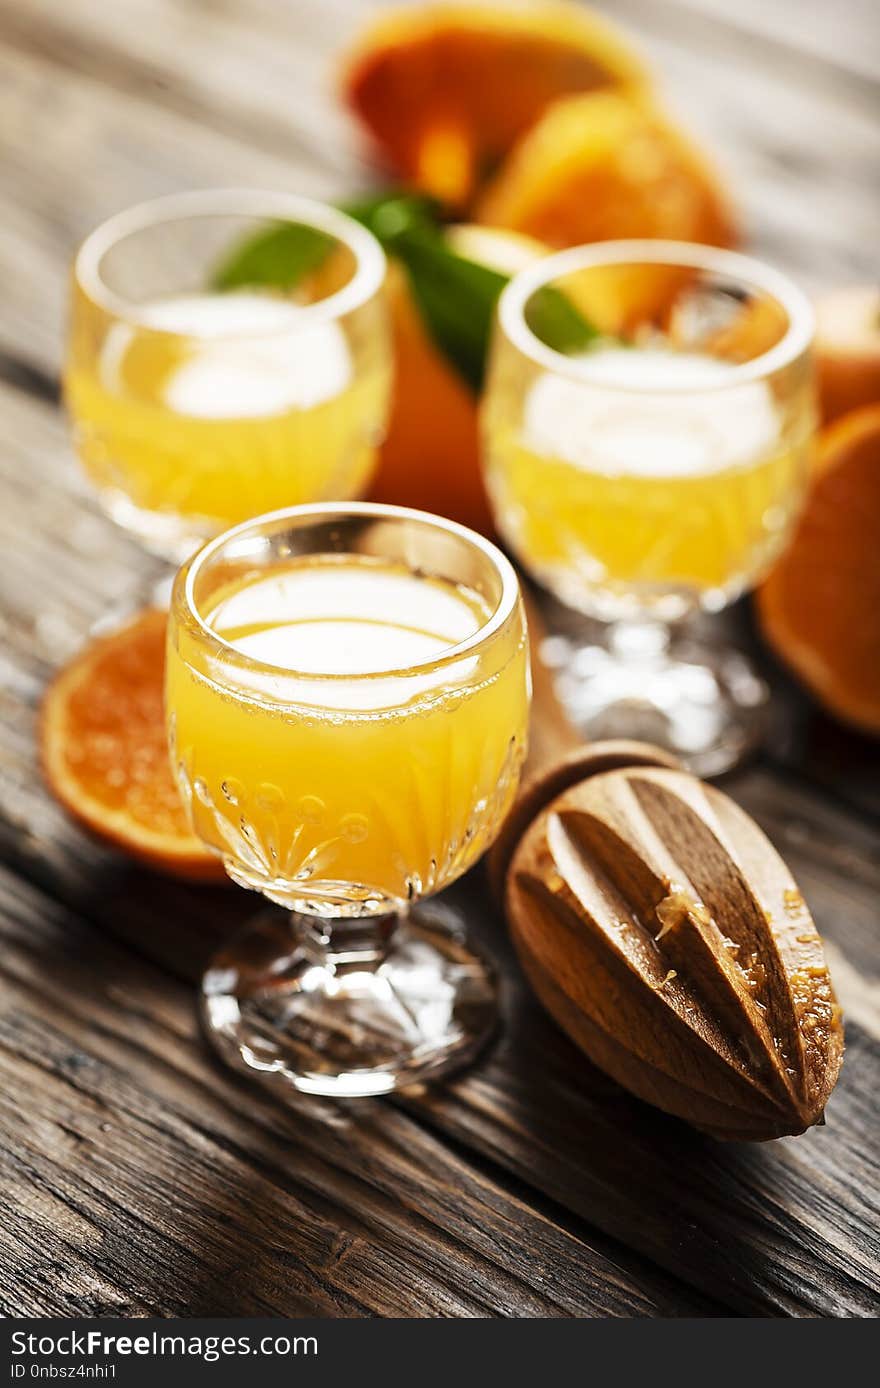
<box><xmin>370</xmin><ymin>223</ymin><xmax>547</xmax><ymax>533</ymax></box>
<box><xmin>41</xmin><ymin>609</ymin><xmax>225</xmax><ymax>880</ymax></box>
<box><xmin>476</xmin><ymin>88</ymin><xmax>737</xmax><ymax>248</ymax></box>
<box><xmin>341</xmin><ymin>1</ymin><xmax>646</xmax><ymax>205</ymax></box>
<box><xmin>757</xmin><ymin>405</ymin><xmax>880</xmax><ymax>736</ymax></box>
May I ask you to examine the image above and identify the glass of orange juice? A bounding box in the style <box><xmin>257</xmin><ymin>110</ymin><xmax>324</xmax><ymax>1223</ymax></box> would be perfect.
<box><xmin>482</xmin><ymin>241</ymin><xmax>815</xmax><ymax>773</ymax></box>
<box><xmin>65</xmin><ymin>191</ymin><xmax>390</xmax><ymax>560</ymax></box>
<box><xmin>166</xmin><ymin>502</ymin><xmax>530</xmax><ymax>1095</ymax></box>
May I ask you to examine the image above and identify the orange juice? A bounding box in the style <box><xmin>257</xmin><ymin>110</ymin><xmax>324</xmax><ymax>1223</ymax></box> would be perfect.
<box><xmin>483</xmin><ymin>344</ymin><xmax>811</xmax><ymax>614</ymax></box>
<box><xmin>167</xmin><ymin>554</ymin><xmax>529</xmax><ymax>910</ymax></box>
<box><xmin>66</xmin><ymin>290</ymin><xmax>390</xmax><ymax>549</ymax></box>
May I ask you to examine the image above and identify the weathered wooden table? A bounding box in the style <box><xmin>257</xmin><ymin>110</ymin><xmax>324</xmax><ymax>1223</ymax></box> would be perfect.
<box><xmin>1</xmin><ymin>0</ymin><xmax>878</xmax><ymax>1318</ymax></box>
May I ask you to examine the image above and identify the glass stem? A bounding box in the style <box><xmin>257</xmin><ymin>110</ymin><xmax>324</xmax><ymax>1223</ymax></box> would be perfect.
<box><xmin>291</xmin><ymin>911</ymin><xmax>399</xmax><ymax>971</ymax></box>
<box><xmin>606</xmin><ymin>617</ymin><xmax>672</xmax><ymax>666</ymax></box>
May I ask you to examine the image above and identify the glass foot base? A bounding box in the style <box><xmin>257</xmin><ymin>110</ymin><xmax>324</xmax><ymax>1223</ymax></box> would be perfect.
<box><xmin>201</xmin><ymin>906</ymin><xmax>498</xmax><ymax>1098</ymax></box>
<box><xmin>97</xmin><ymin>484</ymin><xmax>213</xmax><ymax>564</ymax></box>
<box><xmin>542</xmin><ymin>629</ymin><xmax>768</xmax><ymax>777</ymax></box>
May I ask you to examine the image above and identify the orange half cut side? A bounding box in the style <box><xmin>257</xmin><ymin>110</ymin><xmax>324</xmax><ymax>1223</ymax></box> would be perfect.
<box><xmin>758</xmin><ymin>405</ymin><xmax>880</xmax><ymax>736</ymax></box>
<box><xmin>41</xmin><ymin>608</ymin><xmax>226</xmax><ymax>881</ymax></box>
<box><xmin>342</xmin><ymin>1</ymin><xmax>647</xmax><ymax>205</ymax></box>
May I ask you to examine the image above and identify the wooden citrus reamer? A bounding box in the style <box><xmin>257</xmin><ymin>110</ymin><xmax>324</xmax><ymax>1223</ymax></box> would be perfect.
<box><xmin>488</xmin><ymin>597</ymin><xmax>844</xmax><ymax>1141</ymax></box>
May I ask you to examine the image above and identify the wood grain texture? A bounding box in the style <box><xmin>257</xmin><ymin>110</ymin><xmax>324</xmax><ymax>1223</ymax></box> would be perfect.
<box><xmin>0</xmin><ymin>862</ymin><xmax>714</xmax><ymax>1318</ymax></box>
<box><xmin>0</xmin><ymin>0</ymin><xmax>879</xmax><ymax>1319</ymax></box>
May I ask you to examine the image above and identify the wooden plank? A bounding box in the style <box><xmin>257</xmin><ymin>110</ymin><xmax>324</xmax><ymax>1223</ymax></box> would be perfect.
<box><xmin>0</xmin><ymin>862</ymin><xmax>717</xmax><ymax>1318</ymax></box>
<box><xmin>760</xmin><ymin>675</ymin><xmax>880</xmax><ymax>825</ymax></box>
<box><xmin>404</xmin><ymin>1010</ymin><xmax>880</xmax><ymax>1318</ymax></box>
<box><xmin>648</xmin><ymin>0</ymin><xmax>880</xmax><ymax>85</ymax></box>
<box><xmin>0</xmin><ymin>0</ymin><xmax>363</xmax><ymax>172</ymax></box>
<box><xmin>3</xmin><ymin>735</ymin><xmax>877</xmax><ymax>1316</ymax></box>
<box><xmin>0</xmin><ymin>43</ymin><xmax>331</xmax><ymax>381</ymax></box>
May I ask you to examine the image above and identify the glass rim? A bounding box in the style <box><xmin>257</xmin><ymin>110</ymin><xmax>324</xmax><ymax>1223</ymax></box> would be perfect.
<box><xmin>497</xmin><ymin>239</ymin><xmax>815</xmax><ymax>391</ymax></box>
<box><xmin>176</xmin><ymin>501</ymin><xmax>523</xmax><ymax>684</ymax></box>
<box><xmin>74</xmin><ymin>188</ymin><xmax>387</xmax><ymax>333</ymax></box>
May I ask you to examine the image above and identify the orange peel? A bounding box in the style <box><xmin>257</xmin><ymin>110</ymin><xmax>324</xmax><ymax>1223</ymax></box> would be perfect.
<box><xmin>41</xmin><ymin>609</ymin><xmax>225</xmax><ymax>881</ymax></box>
<box><xmin>476</xmin><ymin>88</ymin><xmax>737</xmax><ymax>249</ymax></box>
<box><xmin>342</xmin><ymin>1</ymin><xmax>646</xmax><ymax>205</ymax></box>
<box><xmin>758</xmin><ymin>405</ymin><xmax>880</xmax><ymax>736</ymax></box>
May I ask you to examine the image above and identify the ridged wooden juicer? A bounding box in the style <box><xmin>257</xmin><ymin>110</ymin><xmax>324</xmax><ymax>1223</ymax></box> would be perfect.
<box><xmin>491</xmin><ymin>740</ymin><xmax>844</xmax><ymax>1141</ymax></box>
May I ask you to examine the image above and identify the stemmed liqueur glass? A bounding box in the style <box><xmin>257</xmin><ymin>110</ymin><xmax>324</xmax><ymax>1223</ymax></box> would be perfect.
<box><xmin>481</xmin><ymin>240</ymin><xmax>815</xmax><ymax>774</ymax></box>
<box><xmin>166</xmin><ymin>502</ymin><xmax>530</xmax><ymax>1096</ymax></box>
<box><xmin>65</xmin><ymin>190</ymin><xmax>390</xmax><ymax>563</ymax></box>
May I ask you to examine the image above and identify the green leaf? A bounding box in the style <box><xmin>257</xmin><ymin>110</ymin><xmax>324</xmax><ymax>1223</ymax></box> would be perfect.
<box><xmin>340</xmin><ymin>191</ymin><xmax>440</xmax><ymax>242</ymax></box>
<box><xmin>209</xmin><ymin>189</ymin><xmax>602</xmax><ymax>390</ymax></box>
<box><xmin>392</xmin><ymin>229</ymin><xmax>508</xmax><ymax>392</ymax></box>
<box><xmin>390</xmin><ymin>231</ymin><xmax>603</xmax><ymax>389</ymax></box>
<box><xmin>210</xmin><ymin>191</ymin><xmax>436</xmax><ymax>293</ymax></box>
<box><xmin>526</xmin><ymin>284</ymin><xmax>603</xmax><ymax>355</ymax></box>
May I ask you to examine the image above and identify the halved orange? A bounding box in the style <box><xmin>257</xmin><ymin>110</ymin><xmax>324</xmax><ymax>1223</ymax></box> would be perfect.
<box><xmin>370</xmin><ymin>223</ymin><xmax>547</xmax><ymax>533</ymax></box>
<box><xmin>341</xmin><ymin>1</ymin><xmax>646</xmax><ymax>205</ymax></box>
<box><xmin>476</xmin><ymin>88</ymin><xmax>737</xmax><ymax>251</ymax></box>
<box><xmin>41</xmin><ymin>609</ymin><xmax>225</xmax><ymax>881</ymax></box>
<box><xmin>757</xmin><ymin>405</ymin><xmax>880</xmax><ymax>736</ymax></box>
